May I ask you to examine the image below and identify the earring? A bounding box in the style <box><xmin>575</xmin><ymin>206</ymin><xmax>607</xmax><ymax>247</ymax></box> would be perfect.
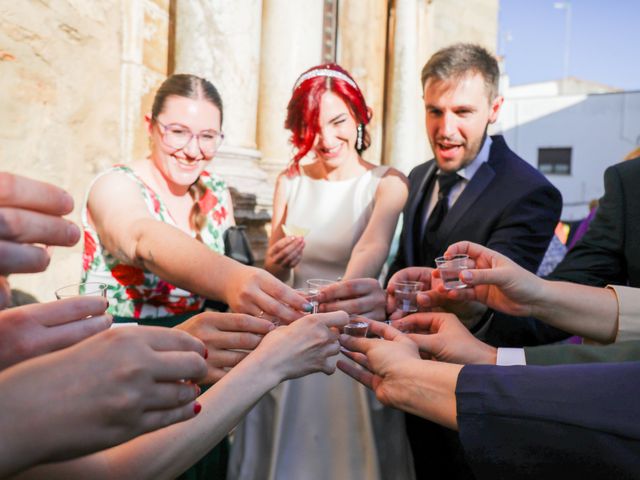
<box><xmin>356</xmin><ymin>123</ymin><xmax>363</xmax><ymax>151</ymax></box>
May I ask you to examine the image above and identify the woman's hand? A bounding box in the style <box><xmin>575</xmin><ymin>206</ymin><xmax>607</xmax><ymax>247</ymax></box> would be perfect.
<box><xmin>0</xmin><ymin>297</ymin><xmax>111</xmax><ymax>371</ymax></box>
<box><xmin>318</xmin><ymin>279</ymin><xmax>387</xmax><ymax>321</ymax></box>
<box><xmin>265</xmin><ymin>235</ymin><xmax>305</xmax><ymax>271</ymax></box>
<box><xmin>223</xmin><ymin>266</ymin><xmax>311</xmax><ymax>324</ymax></box>
<box><xmin>0</xmin><ymin>326</ymin><xmax>207</xmax><ymax>476</ymax></box>
<box><xmin>176</xmin><ymin>312</ymin><xmax>275</xmax><ymax>384</ymax></box>
<box><xmin>436</xmin><ymin>241</ymin><xmax>546</xmax><ymax>318</ymax></box>
<box><xmin>252</xmin><ymin>311</ymin><xmax>348</xmax><ymax>380</ymax></box>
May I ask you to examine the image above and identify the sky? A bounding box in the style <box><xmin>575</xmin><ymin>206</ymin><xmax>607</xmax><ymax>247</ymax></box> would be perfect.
<box><xmin>498</xmin><ymin>0</ymin><xmax>640</xmax><ymax>91</ymax></box>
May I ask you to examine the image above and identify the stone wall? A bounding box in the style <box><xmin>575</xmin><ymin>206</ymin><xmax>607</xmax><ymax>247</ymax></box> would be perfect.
<box><xmin>0</xmin><ymin>0</ymin><xmax>169</xmax><ymax>301</ymax></box>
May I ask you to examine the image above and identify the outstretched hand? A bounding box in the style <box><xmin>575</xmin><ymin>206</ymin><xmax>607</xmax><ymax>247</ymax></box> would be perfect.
<box><xmin>317</xmin><ymin>279</ymin><xmax>387</xmax><ymax>321</ymax></box>
<box><xmin>176</xmin><ymin>312</ymin><xmax>275</xmax><ymax>384</ymax></box>
<box><xmin>391</xmin><ymin>312</ymin><xmax>497</xmax><ymax>365</ymax></box>
<box><xmin>337</xmin><ymin>320</ymin><xmax>420</xmax><ymax>406</ymax></box>
<box><xmin>0</xmin><ymin>172</ymin><xmax>81</xmax><ymax>276</ymax></box>
<box><xmin>0</xmin><ymin>297</ymin><xmax>111</xmax><ymax>371</ymax></box>
<box><xmin>435</xmin><ymin>241</ymin><xmax>545</xmax><ymax>317</ymax></box>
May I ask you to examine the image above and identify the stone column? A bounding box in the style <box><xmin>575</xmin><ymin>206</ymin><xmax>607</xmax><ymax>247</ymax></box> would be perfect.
<box><xmin>337</xmin><ymin>0</ymin><xmax>389</xmax><ymax>166</ymax></box>
<box><xmin>383</xmin><ymin>0</ymin><xmax>422</xmax><ymax>173</ymax></box>
<box><xmin>173</xmin><ymin>0</ymin><xmax>271</xmax><ymax>260</ymax></box>
<box><xmin>257</xmin><ymin>0</ymin><xmax>325</xmax><ymax>192</ymax></box>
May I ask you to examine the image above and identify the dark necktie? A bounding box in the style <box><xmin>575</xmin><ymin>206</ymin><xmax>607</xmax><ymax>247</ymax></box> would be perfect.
<box><xmin>422</xmin><ymin>173</ymin><xmax>462</xmax><ymax>249</ymax></box>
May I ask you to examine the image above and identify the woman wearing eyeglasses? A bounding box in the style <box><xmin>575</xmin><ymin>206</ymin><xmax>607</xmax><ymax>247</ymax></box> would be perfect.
<box><xmin>80</xmin><ymin>74</ymin><xmax>310</xmax><ymax>478</ymax></box>
<box><xmin>82</xmin><ymin>74</ymin><xmax>308</xmax><ymax>327</ymax></box>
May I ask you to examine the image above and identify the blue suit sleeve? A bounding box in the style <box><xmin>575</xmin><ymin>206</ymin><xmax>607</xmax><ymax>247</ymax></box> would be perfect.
<box><xmin>456</xmin><ymin>362</ymin><xmax>640</xmax><ymax>479</ymax></box>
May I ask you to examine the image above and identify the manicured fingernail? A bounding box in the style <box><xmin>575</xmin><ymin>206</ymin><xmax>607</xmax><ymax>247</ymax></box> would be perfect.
<box><xmin>461</xmin><ymin>270</ymin><xmax>472</xmax><ymax>282</ymax></box>
<box><xmin>303</xmin><ymin>303</ymin><xmax>313</xmax><ymax>312</ymax></box>
<box><xmin>203</xmin><ymin>348</ymin><xmax>208</xmax><ymax>359</ymax></box>
<box><xmin>193</xmin><ymin>402</ymin><xmax>202</xmax><ymax>415</ymax></box>
<box><xmin>194</xmin><ymin>384</ymin><xmax>201</xmax><ymax>396</ymax></box>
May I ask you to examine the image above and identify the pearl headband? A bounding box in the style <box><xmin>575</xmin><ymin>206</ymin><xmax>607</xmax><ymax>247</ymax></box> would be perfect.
<box><xmin>293</xmin><ymin>68</ymin><xmax>358</xmax><ymax>91</ymax></box>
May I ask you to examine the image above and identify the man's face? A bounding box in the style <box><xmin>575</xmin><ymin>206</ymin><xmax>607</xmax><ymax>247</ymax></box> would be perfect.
<box><xmin>423</xmin><ymin>72</ymin><xmax>503</xmax><ymax>173</ymax></box>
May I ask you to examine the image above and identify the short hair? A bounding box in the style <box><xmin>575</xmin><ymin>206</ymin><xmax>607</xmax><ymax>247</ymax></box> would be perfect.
<box><xmin>421</xmin><ymin>43</ymin><xmax>500</xmax><ymax>100</ymax></box>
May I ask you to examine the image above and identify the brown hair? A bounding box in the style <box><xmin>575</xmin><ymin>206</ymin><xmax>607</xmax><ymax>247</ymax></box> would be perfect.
<box><xmin>421</xmin><ymin>43</ymin><xmax>500</xmax><ymax>100</ymax></box>
<box><xmin>151</xmin><ymin>74</ymin><xmax>223</xmax><ymax>240</ymax></box>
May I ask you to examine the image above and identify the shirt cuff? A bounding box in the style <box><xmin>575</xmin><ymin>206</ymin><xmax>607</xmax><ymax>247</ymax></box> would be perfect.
<box><xmin>496</xmin><ymin>347</ymin><xmax>527</xmax><ymax>366</ymax></box>
<box><xmin>607</xmin><ymin>285</ymin><xmax>640</xmax><ymax>342</ymax></box>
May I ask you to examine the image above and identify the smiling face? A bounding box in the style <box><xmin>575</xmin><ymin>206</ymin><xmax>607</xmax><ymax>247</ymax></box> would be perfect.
<box><xmin>147</xmin><ymin>95</ymin><xmax>222</xmax><ymax>189</ymax></box>
<box><xmin>424</xmin><ymin>72</ymin><xmax>503</xmax><ymax>173</ymax></box>
<box><xmin>312</xmin><ymin>91</ymin><xmax>359</xmax><ymax>168</ymax></box>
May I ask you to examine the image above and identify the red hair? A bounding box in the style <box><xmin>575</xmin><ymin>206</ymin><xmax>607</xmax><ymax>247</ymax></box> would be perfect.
<box><xmin>285</xmin><ymin>64</ymin><xmax>370</xmax><ymax>173</ymax></box>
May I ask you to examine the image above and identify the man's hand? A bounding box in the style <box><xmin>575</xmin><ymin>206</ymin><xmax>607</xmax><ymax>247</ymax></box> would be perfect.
<box><xmin>392</xmin><ymin>312</ymin><xmax>497</xmax><ymax>365</ymax></box>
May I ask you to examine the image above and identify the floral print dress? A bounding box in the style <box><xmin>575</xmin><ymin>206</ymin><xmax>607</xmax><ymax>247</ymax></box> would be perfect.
<box><xmin>81</xmin><ymin>165</ymin><xmax>233</xmax><ymax>322</ymax></box>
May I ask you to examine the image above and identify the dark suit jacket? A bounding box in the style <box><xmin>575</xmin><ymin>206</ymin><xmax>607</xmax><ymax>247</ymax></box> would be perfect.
<box><xmin>485</xmin><ymin>157</ymin><xmax>640</xmax><ymax>347</ymax></box>
<box><xmin>457</xmin><ymin>362</ymin><xmax>640</xmax><ymax>479</ymax></box>
<box><xmin>387</xmin><ymin>135</ymin><xmax>562</xmax><ymax>279</ymax></box>
<box><xmin>524</xmin><ymin>340</ymin><xmax>640</xmax><ymax>365</ymax></box>
<box><xmin>550</xmin><ymin>156</ymin><xmax>640</xmax><ymax>287</ymax></box>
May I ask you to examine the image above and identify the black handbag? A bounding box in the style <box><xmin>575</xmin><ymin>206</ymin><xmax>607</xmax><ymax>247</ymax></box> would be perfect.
<box><xmin>223</xmin><ymin>225</ymin><xmax>254</xmax><ymax>266</ymax></box>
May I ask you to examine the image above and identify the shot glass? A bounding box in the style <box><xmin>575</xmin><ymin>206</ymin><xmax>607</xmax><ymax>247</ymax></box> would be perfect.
<box><xmin>306</xmin><ymin>279</ymin><xmax>337</xmax><ymax>290</ymax></box>
<box><xmin>343</xmin><ymin>315</ymin><xmax>369</xmax><ymax>337</ymax></box>
<box><xmin>435</xmin><ymin>254</ymin><xmax>469</xmax><ymax>290</ymax></box>
<box><xmin>55</xmin><ymin>282</ymin><xmax>108</xmax><ymax>300</ymax></box>
<box><xmin>295</xmin><ymin>287</ymin><xmax>320</xmax><ymax>315</ymax></box>
<box><xmin>392</xmin><ymin>281</ymin><xmax>422</xmax><ymax>313</ymax></box>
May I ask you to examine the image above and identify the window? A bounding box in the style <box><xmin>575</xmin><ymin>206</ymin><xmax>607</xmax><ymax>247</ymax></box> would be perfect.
<box><xmin>538</xmin><ymin>147</ymin><xmax>572</xmax><ymax>175</ymax></box>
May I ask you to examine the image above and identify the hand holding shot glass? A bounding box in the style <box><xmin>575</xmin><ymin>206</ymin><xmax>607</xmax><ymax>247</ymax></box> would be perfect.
<box><xmin>343</xmin><ymin>315</ymin><xmax>369</xmax><ymax>337</ymax></box>
<box><xmin>55</xmin><ymin>282</ymin><xmax>108</xmax><ymax>299</ymax></box>
<box><xmin>392</xmin><ymin>281</ymin><xmax>422</xmax><ymax>313</ymax></box>
<box><xmin>435</xmin><ymin>254</ymin><xmax>469</xmax><ymax>290</ymax></box>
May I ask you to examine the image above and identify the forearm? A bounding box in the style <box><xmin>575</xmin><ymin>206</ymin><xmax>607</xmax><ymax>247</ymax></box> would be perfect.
<box><xmin>343</xmin><ymin>242</ymin><xmax>389</xmax><ymax>280</ymax></box>
<box><xmin>385</xmin><ymin>359</ymin><xmax>462</xmax><ymax>430</ymax></box>
<box><xmin>19</xmin><ymin>352</ymin><xmax>283</xmax><ymax>480</ymax></box>
<box><xmin>531</xmin><ymin>280</ymin><xmax>618</xmax><ymax>343</ymax></box>
<box><xmin>132</xmin><ymin>219</ymin><xmax>242</xmax><ymax>302</ymax></box>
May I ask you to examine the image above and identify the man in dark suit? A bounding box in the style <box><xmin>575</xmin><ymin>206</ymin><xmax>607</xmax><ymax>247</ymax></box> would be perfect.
<box><xmin>386</xmin><ymin>43</ymin><xmax>561</xmax><ymax>479</ymax></box>
<box><xmin>387</xmin><ymin>44</ymin><xmax>561</xmax><ymax>281</ymax></box>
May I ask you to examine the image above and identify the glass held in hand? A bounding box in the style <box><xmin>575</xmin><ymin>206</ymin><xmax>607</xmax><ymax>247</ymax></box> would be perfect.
<box><xmin>343</xmin><ymin>314</ymin><xmax>369</xmax><ymax>337</ymax></box>
<box><xmin>435</xmin><ymin>254</ymin><xmax>469</xmax><ymax>290</ymax></box>
<box><xmin>392</xmin><ymin>281</ymin><xmax>422</xmax><ymax>313</ymax></box>
<box><xmin>55</xmin><ymin>282</ymin><xmax>108</xmax><ymax>300</ymax></box>
<box><xmin>295</xmin><ymin>287</ymin><xmax>319</xmax><ymax>315</ymax></box>
<box><xmin>306</xmin><ymin>278</ymin><xmax>337</xmax><ymax>290</ymax></box>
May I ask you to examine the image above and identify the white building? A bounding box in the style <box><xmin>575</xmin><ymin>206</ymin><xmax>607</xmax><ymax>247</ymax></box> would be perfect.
<box><xmin>494</xmin><ymin>77</ymin><xmax>640</xmax><ymax>219</ymax></box>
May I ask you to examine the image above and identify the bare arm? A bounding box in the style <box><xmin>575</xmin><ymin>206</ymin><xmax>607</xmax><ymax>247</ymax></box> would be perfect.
<box><xmin>13</xmin><ymin>312</ymin><xmax>348</xmax><ymax>480</ymax></box>
<box><xmin>88</xmin><ymin>172</ymin><xmax>307</xmax><ymax>321</ymax></box>
<box><xmin>442</xmin><ymin>241</ymin><xmax>620</xmax><ymax>343</ymax></box>
<box><xmin>343</xmin><ymin>169</ymin><xmax>408</xmax><ymax>280</ymax></box>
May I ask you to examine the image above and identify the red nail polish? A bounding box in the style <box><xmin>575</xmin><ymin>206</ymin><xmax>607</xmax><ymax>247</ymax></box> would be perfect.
<box><xmin>204</xmin><ymin>348</ymin><xmax>209</xmax><ymax>359</ymax></box>
<box><xmin>193</xmin><ymin>402</ymin><xmax>202</xmax><ymax>415</ymax></box>
<box><xmin>194</xmin><ymin>383</ymin><xmax>201</xmax><ymax>396</ymax></box>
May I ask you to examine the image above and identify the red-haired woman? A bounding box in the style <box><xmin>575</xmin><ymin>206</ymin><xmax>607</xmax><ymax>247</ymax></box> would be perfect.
<box><xmin>230</xmin><ymin>65</ymin><xmax>413</xmax><ymax>480</ymax></box>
